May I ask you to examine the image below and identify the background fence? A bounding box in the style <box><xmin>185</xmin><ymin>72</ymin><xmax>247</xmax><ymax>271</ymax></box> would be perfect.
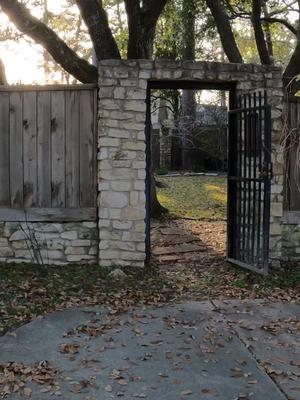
<box><xmin>285</xmin><ymin>97</ymin><xmax>300</xmax><ymax>212</ymax></box>
<box><xmin>0</xmin><ymin>85</ymin><xmax>97</xmax><ymax>221</ymax></box>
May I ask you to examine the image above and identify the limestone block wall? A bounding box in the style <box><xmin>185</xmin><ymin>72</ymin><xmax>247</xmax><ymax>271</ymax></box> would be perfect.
<box><xmin>98</xmin><ymin>60</ymin><xmax>284</xmax><ymax>268</ymax></box>
<box><xmin>0</xmin><ymin>222</ymin><xmax>98</xmax><ymax>265</ymax></box>
<box><xmin>98</xmin><ymin>61</ymin><xmax>147</xmax><ymax>267</ymax></box>
<box><xmin>282</xmin><ymin>223</ymin><xmax>300</xmax><ymax>261</ymax></box>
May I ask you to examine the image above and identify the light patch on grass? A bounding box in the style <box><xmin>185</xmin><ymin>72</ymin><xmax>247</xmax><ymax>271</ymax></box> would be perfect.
<box><xmin>204</xmin><ymin>183</ymin><xmax>227</xmax><ymax>204</ymax></box>
<box><xmin>156</xmin><ymin>175</ymin><xmax>227</xmax><ymax>220</ymax></box>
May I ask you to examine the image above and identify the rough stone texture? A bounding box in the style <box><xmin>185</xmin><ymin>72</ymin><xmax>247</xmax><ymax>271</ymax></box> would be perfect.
<box><xmin>98</xmin><ymin>60</ymin><xmax>284</xmax><ymax>268</ymax></box>
<box><xmin>0</xmin><ymin>222</ymin><xmax>98</xmax><ymax>265</ymax></box>
<box><xmin>282</xmin><ymin>223</ymin><xmax>300</xmax><ymax>260</ymax></box>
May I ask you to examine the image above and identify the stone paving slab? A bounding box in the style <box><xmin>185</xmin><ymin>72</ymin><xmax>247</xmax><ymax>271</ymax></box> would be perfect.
<box><xmin>0</xmin><ymin>301</ymin><xmax>297</xmax><ymax>399</ymax></box>
<box><xmin>213</xmin><ymin>300</ymin><xmax>300</xmax><ymax>400</ymax></box>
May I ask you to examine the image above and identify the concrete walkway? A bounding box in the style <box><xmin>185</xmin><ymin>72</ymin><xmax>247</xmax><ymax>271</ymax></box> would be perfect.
<box><xmin>0</xmin><ymin>300</ymin><xmax>300</xmax><ymax>399</ymax></box>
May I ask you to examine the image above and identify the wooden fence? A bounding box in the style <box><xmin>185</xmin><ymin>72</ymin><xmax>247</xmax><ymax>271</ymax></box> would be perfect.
<box><xmin>0</xmin><ymin>85</ymin><xmax>98</xmax><ymax>221</ymax></box>
<box><xmin>285</xmin><ymin>97</ymin><xmax>300</xmax><ymax>212</ymax></box>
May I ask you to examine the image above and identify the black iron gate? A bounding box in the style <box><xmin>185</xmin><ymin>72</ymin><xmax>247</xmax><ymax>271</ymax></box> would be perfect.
<box><xmin>227</xmin><ymin>91</ymin><xmax>272</xmax><ymax>274</ymax></box>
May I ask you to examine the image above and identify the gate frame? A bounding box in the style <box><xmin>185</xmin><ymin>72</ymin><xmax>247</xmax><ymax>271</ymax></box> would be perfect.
<box><xmin>145</xmin><ymin>80</ymin><xmax>237</xmax><ymax>265</ymax></box>
<box><xmin>227</xmin><ymin>92</ymin><xmax>273</xmax><ymax>274</ymax></box>
<box><xmin>97</xmin><ymin>60</ymin><xmax>284</xmax><ymax>269</ymax></box>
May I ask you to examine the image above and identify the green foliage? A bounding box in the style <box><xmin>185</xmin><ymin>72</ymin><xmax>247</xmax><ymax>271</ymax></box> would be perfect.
<box><xmin>155</xmin><ymin>167</ymin><xmax>169</xmax><ymax>175</ymax></box>
<box><xmin>233</xmin><ymin>266</ymin><xmax>300</xmax><ymax>291</ymax></box>
<box><xmin>1</xmin><ymin>0</ymin><xmax>299</xmax><ymax>83</ymax></box>
<box><xmin>154</xmin><ymin>0</ymin><xmax>183</xmax><ymax>60</ymax></box>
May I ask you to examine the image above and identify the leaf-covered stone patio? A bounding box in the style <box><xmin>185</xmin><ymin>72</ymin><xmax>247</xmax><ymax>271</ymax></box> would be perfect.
<box><xmin>1</xmin><ymin>300</ymin><xmax>299</xmax><ymax>399</ymax></box>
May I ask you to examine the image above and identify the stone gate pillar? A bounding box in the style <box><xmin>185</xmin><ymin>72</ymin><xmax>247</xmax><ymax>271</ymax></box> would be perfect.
<box><xmin>97</xmin><ymin>60</ymin><xmax>149</xmax><ymax>267</ymax></box>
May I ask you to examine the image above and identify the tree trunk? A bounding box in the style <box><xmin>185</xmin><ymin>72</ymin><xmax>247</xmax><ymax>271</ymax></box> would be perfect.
<box><xmin>205</xmin><ymin>0</ymin><xmax>243</xmax><ymax>63</ymax></box>
<box><xmin>75</xmin><ymin>0</ymin><xmax>121</xmax><ymax>60</ymax></box>
<box><xmin>251</xmin><ymin>0</ymin><xmax>272</xmax><ymax>65</ymax></box>
<box><xmin>150</xmin><ymin>172</ymin><xmax>168</xmax><ymax>219</ymax></box>
<box><xmin>262</xmin><ymin>3</ymin><xmax>274</xmax><ymax>59</ymax></box>
<box><xmin>181</xmin><ymin>0</ymin><xmax>196</xmax><ymax>170</ymax></box>
<box><xmin>125</xmin><ymin>0</ymin><xmax>159</xmax><ymax>59</ymax></box>
<box><xmin>283</xmin><ymin>2</ymin><xmax>300</xmax><ymax>93</ymax></box>
<box><xmin>0</xmin><ymin>58</ymin><xmax>7</xmax><ymax>85</ymax></box>
<box><xmin>123</xmin><ymin>0</ymin><xmax>169</xmax><ymax>217</ymax></box>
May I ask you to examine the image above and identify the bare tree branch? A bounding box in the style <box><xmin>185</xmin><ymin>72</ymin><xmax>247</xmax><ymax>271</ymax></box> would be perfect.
<box><xmin>75</xmin><ymin>0</ymin><xmax>121</xmax><ymax>60</ymax></box>
<box><xmin>261</xmin><ymin>17</ymin><xmax>297</xmax><ymax>36</ymax></box>
<box><xmin>0</xmin><ymin>0</ymin><xmax>98</xmax><ymax>83</ymax></box>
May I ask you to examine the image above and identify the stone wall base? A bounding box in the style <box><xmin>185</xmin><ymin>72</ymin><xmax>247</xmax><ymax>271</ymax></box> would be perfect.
<box><xmin>282</xmin><ymin>224</ymin><xmax>300</xmax><ymax>261</ymax></box>
<box><xmin>0</xmin><ymin>222</ymin><xmax>98</xmax><ymax>265</ymax></box>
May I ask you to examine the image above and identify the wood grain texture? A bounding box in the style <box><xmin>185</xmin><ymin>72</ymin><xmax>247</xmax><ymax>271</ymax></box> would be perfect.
<box><xmin>0</xmin><ymin>92</ymin><xmax>10</xmax><ymax>206</ymax></box>
<box><xmin>0</xmin><ymin>207</ymin><xmax>96</xmax><ymax>221</ymax></box>
<box><xmin>9</xmin><ymin>91</ymin><xmax>23</xmax><ymax>208</ymax></box>
<box><xmin>65</xmin><ymin>90</ymin><xmax>80</xmax><ymax>207</ymax></box>
<box><xmin>51</xmin><ymin>90</ymin><xmax>66</xmax><ymax>208</ymax></box>
<box><xmin>23</xmin><ymin>91</ymin><xmax>38</xmax><ymax>207</ymax></box>
<box><xmin>0</xmin><ymin>84</ymin><xmax>97</xmax><ymax>92</ymax></box>
<box><xmin>0</xmin><ymin>86</ymin><xmax>97</xmax><ymax>219</ymax></box>
<box><xmin>79</xmin><ymin>90</ymin><xmax>96</xmax><ymax>207</ymax></box>
<box><xmin>37</xmin><ymin>91</ymin><xmax>51</xmax><ymax>207</ymax></box>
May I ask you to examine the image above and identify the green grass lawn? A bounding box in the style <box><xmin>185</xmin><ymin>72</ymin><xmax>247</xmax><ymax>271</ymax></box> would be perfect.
<box><xmin>157</xmin><ymin>175</ymin><xmax>227</xmax><ymax>219</ymax></box>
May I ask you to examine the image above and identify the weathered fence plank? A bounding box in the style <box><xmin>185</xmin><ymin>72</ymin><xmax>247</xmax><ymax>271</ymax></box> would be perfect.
<box><xmin>23</xmin><ymin>91</ymin><xmax>38</xmax><ymax>207</ymax></box>
<box><xmin>9</xmin><ymin>92</ymin><xmax>23</xmax><ymax>208</ymax></box>
<box><xmin>0</xmin><ymin>207</ymin><xmax>96</xmax><ymax>222</ymax></box>
<box><xmin>66</xmin><ymin>90</ymin><xmax>80</xmax><ymax>208</ymax></box>
<box><xmin>37</xmin><ymin>91</ymin><xmax>51</xmax><ymax>207</ymax></box>
<box><xmin>0</xmin><ymin>85</ymin><xmax>97</xmax><ymax>221</ymax></box>
<box><xmin>0</xmin><ymin>92</ymin><xmax>10</xmax><ymax>206</ymax></box>
<box><xmin>79</xmin><ymin>90</ymin><xmax>96</xmax><ymax>207</ymax></box>
<box><xmin>51</xmin><ymin>91</ymin><xmax>66</xmax><ymax>208</ymax></box>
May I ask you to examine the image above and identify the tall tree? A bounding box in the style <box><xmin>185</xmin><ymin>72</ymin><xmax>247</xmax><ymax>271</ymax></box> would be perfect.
<box><xmin>251</xmin><ymin>0</ymin><xmax>273</xmax><ymax>64</ymax></box>
<box><xmin>205</xmin><ymin>0</ymin><xmax>243</xmax><ymax>63</ymax></box>
<box><xmin>217</xmin><ymin>0</ymin><xmax>300</xmax><ymax>91</ymax></box>
<box><xmin>181</xmin><ymin>0</ymin><xmax>197</xmax><ymax>169</ymax></box>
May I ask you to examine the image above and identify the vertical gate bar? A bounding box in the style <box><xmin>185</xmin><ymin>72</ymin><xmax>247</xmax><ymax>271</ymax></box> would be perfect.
<box><xmin>262</xmin><ymin>91</ymin><xmax>272</xmax><ymax>272</ymax></box>
<box><xmin>145</xmin><ymin>86</ymin><xmax>151</xmax><ymax>264</ymax></box>
<box><xmin>251</xmin><ymin>92</ymin><xmax>258</xmax><ymax>264</ymax></box>
<box><xmin>227</xmin><ymin>89</ymin><xmax>271</xmax><ymax>273</ymax></box>
<box><xmin>256</xmin><ymin>91</ymin><xmax>263</xmax><ymax>265</ymax></box>
<box><xmin>242</xmin><ymin>94</ymin><xmax>247</xmax><ymax>262</ymax></box>
<box><xmin>246</xmin><ymin>92</ymin><xmax>253</xmax><ymax>264</ymax></box>
<box><xmin>237</xmin><ymin>95</ymin><xmax>243</xmax><ymax>260</ymax></box>
<box><xmin>227</xmin><ymin>88</ymin><xmax>238</xmax><ymax>260</ymax></box>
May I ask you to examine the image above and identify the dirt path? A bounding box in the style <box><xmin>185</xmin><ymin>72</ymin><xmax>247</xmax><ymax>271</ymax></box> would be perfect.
<box><xmin>151</xmin><ymin>218</ymin><xmax>226</xmax><ymax>268</ymax></box>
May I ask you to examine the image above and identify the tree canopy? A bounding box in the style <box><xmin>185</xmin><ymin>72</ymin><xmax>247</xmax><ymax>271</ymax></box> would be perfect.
<box><xmin>0</xmin><ymin>0</ymin><xmax>299</xmax><ymax>90</ymax></box>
